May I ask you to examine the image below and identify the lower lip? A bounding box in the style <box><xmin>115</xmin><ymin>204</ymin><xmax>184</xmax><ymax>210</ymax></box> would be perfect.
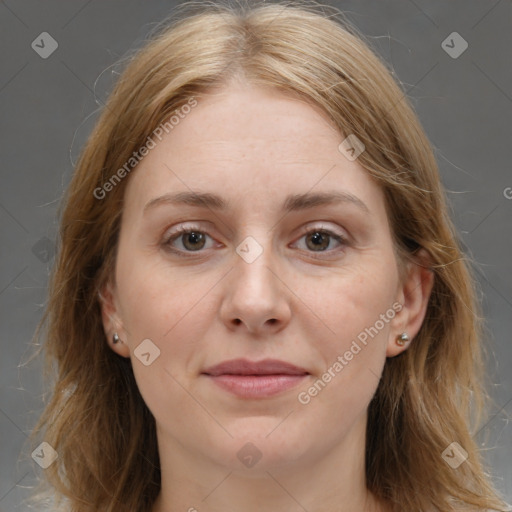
<box><xmin>204</xmin><ymin>374</ymin><xmax>308</xmax><ymax>398</ymax></box>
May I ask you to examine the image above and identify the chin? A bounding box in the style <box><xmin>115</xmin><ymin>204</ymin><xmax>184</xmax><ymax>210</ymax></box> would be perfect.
<box><xmin>204</xmin><ymin>422</ymin><xmax>311</xmax><ymax>472</ymax></box>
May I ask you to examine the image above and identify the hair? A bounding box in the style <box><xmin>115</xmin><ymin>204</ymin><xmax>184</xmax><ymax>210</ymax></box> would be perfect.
<box><xmin>29</xmin><ymin>1</ymin><xmax>509</xmax><ymax>511</ymax></box>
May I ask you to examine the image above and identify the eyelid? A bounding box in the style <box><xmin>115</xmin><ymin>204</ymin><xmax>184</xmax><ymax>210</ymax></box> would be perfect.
<box><xmin>295</xmin><ymin>222</ymin><xmax>348</xmax><ymax>241</ymax></box>
<box><xmin>163</xmin><ymin>223</ymin><xmax>218</xmax><ymax>252</ymax></box>
<box><xmin>164</xmin><ymin>222</ymin><xmax>207</xmax><ymax>238</ymax></box>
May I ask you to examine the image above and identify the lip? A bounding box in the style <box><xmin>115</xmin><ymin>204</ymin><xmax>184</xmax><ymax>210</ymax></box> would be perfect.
<box><xmin>202</xmin><ymin>358</ymin><xmax>308</xmax><ymax>376</ymax></box>
<box><xmin>202</xmin><ymin>358</ymin><xmax>309</xmax><ymax>398</ymax></box>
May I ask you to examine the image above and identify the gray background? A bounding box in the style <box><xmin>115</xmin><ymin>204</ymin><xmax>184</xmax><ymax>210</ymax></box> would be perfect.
<box><xmin>0</xmin><ymin>0</ymin><xmax>511</xmax><ymax>510</ymax></box>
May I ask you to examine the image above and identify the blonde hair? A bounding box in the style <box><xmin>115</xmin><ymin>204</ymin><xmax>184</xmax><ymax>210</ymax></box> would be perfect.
<box><xmin>30</xmin><ymin>1</ymin><xmax>508</xmax><ymax>511</ymax></box>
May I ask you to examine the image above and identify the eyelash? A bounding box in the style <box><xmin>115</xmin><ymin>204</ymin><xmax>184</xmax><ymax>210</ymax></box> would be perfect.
<box><xmin>162</xmin><ymin>224</ymin><xmax>349</xmax><ymax>259</ymax></box>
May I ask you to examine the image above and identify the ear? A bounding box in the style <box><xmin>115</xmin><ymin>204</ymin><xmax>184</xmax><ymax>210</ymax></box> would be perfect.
<box><xmin>386</xmin><ymin>249</ymin><xmax>434</xmax><ymax>357</ymax></box>
<box><xmin>98</xmin><ymin>280</ymin><xmax>130</xmax><ymax>358</ymax></box>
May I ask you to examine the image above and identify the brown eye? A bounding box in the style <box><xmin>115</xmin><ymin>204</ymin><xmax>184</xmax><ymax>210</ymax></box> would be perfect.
<box><xmin>305</xmin><ymin>231</ymin><xmax>331</xmax><ymax>251</ymax></box>
<box><xmin>181</xmin><ymin>231</ymin><xmax>206</xmax><ymax>251</ymax></box>
<box><xmin>292</xmin><ymin>227</ymin><xmax>348</xmax><ymax>257</ymax></box>
<box><xmin>165</xmin><ymin>228</ymin><xmax>214</xmax><ymax>253</ymax></box>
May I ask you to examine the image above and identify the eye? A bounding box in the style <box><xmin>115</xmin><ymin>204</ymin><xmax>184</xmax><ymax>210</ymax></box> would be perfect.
<box><xmin>293</xmin><ymin>227</ymin><xmax>348</xmax><ymax>254</ymax></box>
<box><xmin>163</xmin><ymin>226</ymin><xmax>216</xmax><ymax>253</ymax></box>
<box><xmin>162</xmin><ymin>224</ymin><xmax>348</xmax><ymax>257</ymax></box>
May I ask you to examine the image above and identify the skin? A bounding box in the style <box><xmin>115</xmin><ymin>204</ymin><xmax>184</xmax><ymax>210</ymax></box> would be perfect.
<box><xmin>100</xmin><ymin>80</ymin><xmax>433</xmax><ymax>512</ymax></box>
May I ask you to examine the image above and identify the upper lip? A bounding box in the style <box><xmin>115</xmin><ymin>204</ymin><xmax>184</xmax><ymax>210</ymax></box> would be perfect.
<box><xmin>202</xmin><ymin>358</ymin><xmax>309</xmax><ymax>376</ymax></box>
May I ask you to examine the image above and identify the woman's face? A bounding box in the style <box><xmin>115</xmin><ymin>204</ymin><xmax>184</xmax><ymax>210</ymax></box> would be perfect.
<box><xmin>102</xmin><ymin>82</ymin><xmax>429</xmax><ymax>473</ymax></box>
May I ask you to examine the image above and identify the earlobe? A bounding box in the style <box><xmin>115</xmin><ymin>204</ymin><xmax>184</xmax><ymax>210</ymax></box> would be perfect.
<box><xmin>386</xmin><ymin>250</ymin><xmax>434</xmax><ymax>357</ymax></box>
<box><xmin>386</xmin><ymin>331</ymin><xmax>411</xmax><ymax>357</ymax></box>
<box><xmin>98</xmin><ymin>282</ymin><xmax>131</xmax><ymax>358</ymax></box>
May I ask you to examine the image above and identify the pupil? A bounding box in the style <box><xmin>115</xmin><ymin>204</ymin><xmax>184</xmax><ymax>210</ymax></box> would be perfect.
<box><xmin>184</xmin><ymin>232</ymin><xmax>205</xmax><ymax>250</ymax></box>
<box><xmin>308</xmin><ymin>231</ymin><xmax>329</xmax><ymax>251</ymax></box>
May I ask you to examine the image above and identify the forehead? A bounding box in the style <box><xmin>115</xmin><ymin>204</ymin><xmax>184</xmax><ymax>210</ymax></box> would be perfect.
<box><xmin>123</xmin><ymin>83</ymin><xmax>385</xmax><ymax>219</ymax></box>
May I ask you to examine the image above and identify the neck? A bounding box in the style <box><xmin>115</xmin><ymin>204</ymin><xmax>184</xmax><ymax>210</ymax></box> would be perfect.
<box><xmin>152</xmin><ymin>412</ymin><xmax>388</xmax><ymax>512</ymax></box>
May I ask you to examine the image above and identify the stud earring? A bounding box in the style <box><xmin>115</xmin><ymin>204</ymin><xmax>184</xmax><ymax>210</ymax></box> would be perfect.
<box><xmin>396</xmin><ymin>332</ymin><xmax>409</xmax><ymax>346</ymax></box>
<box><xmin>113</xmin><ymin>332</ymin><xmax>121</xmax><ymax>344</ymax></box>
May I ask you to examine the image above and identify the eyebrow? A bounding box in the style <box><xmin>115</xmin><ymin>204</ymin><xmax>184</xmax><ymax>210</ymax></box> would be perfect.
<box><xmin>143</xmin><ymin>190</ymin><xmax>370</xmax><ymax>215</ymax></box>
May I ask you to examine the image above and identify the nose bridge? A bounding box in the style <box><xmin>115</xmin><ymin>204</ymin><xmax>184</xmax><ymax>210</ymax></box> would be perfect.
<box><xmin>233</xmin><ymin>233</ymin><xmax>279</xmax><ymax>301</ymax></box>
<box><xmin>219</xmin><ymin>231</ymin><xmax>291</xmax><ymax>333</ymax></box>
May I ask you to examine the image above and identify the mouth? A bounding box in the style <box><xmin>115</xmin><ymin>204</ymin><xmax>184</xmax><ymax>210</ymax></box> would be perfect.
<box><xmin>201</xmin><ymin>358</ymin><xmax>309</xmax><ymax>399</ymax></box>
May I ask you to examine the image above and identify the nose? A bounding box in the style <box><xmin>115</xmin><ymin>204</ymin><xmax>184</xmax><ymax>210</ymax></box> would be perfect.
<box><xmin>219</xmin><ymin>240</ymin><xmax>292</xmax><ymax>336</ymax></box>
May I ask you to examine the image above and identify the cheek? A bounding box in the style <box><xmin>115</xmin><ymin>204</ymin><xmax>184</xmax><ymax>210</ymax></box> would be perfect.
<box><xmin>292</xmin><ymin>261</ymin><xmax>398</xmax><ymax>412</ymax></box>
<box><xmin>115</xmin><ymin>257</ymin><xmax>216</xmax><ymax>426</ymax></box>
<box><xmin>267</xmin><ymin>268</ymin><xmax>399</xmax><ymax>457</ymax></box>
<box><xmin>116</xmin><ymin>252</ymin><xmax>215</xmax><ymax>343</ymax></box>
<box><xmin>299</xmin><ymin>262</ymin><xmax>397</xmax><ymax>354</ymax></box>
<box><xmin>115</xmin><ymin>254</ymin><xmax>223</xmax><ymax>391</ymax></box>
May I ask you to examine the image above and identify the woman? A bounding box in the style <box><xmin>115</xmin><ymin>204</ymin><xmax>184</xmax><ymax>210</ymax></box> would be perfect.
<box><xmin>31</xmin><ymin>2</ymin><xmax>509</xmax><ymax>511</ymax></box>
